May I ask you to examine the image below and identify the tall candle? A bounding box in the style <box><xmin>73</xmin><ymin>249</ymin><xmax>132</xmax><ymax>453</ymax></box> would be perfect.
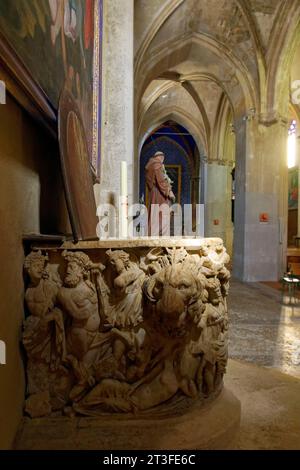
<box><xmin>120</xmin><ymin>161</ymin><xmax>127</xmax><ymax>197</ymax></box>
<box><xmin>120</xmin><ymin>161</ymin><xmax>128</xmax><ymax>238</ymax></box>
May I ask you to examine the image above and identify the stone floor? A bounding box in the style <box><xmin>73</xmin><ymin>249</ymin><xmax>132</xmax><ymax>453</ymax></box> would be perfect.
<box><xmin>226</xmin><ymin>359</ymin><xmax>300</xmax><ymax>450</ymax></box>
<box><xmin>228</xmin><ymin>279</ymin><xmax>300</xmax><ymax>378</ymax></box>
<box><xmin>15</xmin><ymin>360</ymin><xmax>300</xmax><ymax>450</ymax></box>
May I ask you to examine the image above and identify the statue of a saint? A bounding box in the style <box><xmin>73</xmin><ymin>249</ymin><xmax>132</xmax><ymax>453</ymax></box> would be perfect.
<box><xmin>145</xmin><ymin>151</ymin><xmax>175</xmax><ymax>236</ymax></box>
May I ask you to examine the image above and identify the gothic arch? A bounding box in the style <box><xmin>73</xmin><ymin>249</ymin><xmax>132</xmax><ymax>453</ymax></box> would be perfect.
<box><xmin>265</xmin><ymin>1</ymin><xmax>300</xmax><ymax>120</ymax></box>
<box><xmin>138</xmin><ymin>107</ymin><xmax>206</xmax><ymax>158</ymax></box>
<box><xmin>213</xmin><ymin>92</ymin><xmax>235</xmax><ymax>164</ymax></box>
<box><xmin>136</xmin><ymin>33</ymin><xmax>257</xmax><ymax>124</ymax></box>
<box><xmin>134</xmin><ymin>0</ymin><xmax>184</xmax><ymax>78</ymax></box>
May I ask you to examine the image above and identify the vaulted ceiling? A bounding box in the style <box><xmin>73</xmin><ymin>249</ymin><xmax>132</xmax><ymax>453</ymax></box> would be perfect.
<box><xmin>135</xmin><ymin>0</ymin><xmax>300</xmax><ymax>162</ymax></box>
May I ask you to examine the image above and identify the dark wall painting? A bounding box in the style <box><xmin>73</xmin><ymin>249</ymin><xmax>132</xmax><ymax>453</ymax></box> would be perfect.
<box><xmin>0</xmin><ymin>0</ymin><xmax>102</xmax><ymax>172</ymax></box>
<box><xmin>288</xmin><ymin>168</ymin><xmax>298</xmax><ymax>210</ymax></box>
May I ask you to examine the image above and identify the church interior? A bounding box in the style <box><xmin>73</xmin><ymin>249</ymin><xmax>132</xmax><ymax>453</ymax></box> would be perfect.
<box><xmin>1</xmin><ymin>0</ymin><xmax>300</xmax><ymax>452</ymax></box>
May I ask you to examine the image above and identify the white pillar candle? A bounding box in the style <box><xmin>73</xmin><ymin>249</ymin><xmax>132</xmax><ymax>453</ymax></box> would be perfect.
<box><xmin>120</xmin><ymin>161</ymin><xmax>127</xmax><ymax>197</ymax></box>
<box><xmin>120</xmin><ymin>161</ymin><xmax>128</xmax><ymax>238</ymax></box>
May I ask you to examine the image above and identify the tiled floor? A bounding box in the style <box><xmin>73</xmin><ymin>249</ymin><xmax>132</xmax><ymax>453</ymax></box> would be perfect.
<box><xmin>228</xmin><ymin>279</ymin><xmax>300</xmax><ymax>378</ymax></box>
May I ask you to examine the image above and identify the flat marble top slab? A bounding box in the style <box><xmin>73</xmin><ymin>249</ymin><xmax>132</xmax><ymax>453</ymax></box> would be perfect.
<box><xmin>32</xmin><ymin>237</ymin><xmax>224</xmax><ymax>251</ymax></box>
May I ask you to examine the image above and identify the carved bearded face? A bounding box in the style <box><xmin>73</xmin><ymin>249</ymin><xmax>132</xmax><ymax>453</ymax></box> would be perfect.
<box><xmin>64</xmin><ymin>261</ymin><xmax>84</xmax><ymax>287</ymax></box>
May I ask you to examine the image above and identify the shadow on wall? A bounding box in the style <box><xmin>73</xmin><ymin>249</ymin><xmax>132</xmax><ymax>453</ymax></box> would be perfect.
<box><xmin>0</xmin><ymin>94</ymin><xmax>69</xmax><ymax>449</ymax></box>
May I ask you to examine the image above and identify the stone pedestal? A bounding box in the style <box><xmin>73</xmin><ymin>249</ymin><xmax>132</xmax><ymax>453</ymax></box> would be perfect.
<box><xmin>16</xmin><ymin>388</ymin><xmax>240</xmax><ymax>450</ymax></box>
<box><xmin>21</xmin><ymin>238</ymin><xmax>240</xmax><ymax>449</ymax></box>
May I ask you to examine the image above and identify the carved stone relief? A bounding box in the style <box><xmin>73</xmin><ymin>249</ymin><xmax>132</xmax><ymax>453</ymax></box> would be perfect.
<box><xmin>22</xmin><ymin>241</ymin><xmax>230</xmax><ymax>418</ymax></box>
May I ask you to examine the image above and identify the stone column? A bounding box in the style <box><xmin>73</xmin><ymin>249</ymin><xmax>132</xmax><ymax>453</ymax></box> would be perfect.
<box><xmin>204</xmin><ymin>161</ymin><xmax>233</xmax><ymax>253</ymax></box>
<box><xmin>97</xmin><ymin>0</ymin><xmax>134</xmax><ymax>208</ymax></box>
<box><xmin>233</xmin><ymin>116</ymin><xmax>288</xmax><ymax>281</ymax></box>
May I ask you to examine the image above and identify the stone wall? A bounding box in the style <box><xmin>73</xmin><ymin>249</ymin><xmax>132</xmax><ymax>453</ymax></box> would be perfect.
<box><xmin>0</xmin><ymin>94</ymin><xmax>69</xmax><ymax>449</ymax></box>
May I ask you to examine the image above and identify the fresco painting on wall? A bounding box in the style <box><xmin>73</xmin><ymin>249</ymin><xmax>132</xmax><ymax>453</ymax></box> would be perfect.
<box><xmin>288</xmin><ymin>168</ymin><xmax>298</xmax><ymax>210</ymax></box>
<box><xmin>0</xmin><ymin>0</ymin><xmax>102</xmax><ymax>173</ymax></box>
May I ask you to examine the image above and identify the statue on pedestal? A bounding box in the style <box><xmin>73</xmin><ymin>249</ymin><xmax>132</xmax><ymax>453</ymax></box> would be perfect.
<box><xmin>145</xmin><ymin>151</ymin><xmax>176</xmax><ymax>236</ymax></box>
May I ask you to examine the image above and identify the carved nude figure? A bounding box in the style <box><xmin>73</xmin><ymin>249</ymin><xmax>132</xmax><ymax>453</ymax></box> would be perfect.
<box><xmin>75</xmin><ymin>256</ymin><xmax>205</xmax><ymax>414</ymax></box>
<box><xmin>23</xmin><ymin>250</ymin><xmax>65</xmax><ymax>373</ymax></box>
<box><xmin>106</xmin><ymin>249</ymin><xmax>146</xmax><ymax>328</ymax></box>
<box><xmin>23</xmin><ymin>250</ymin><xmax>70</xmax><ymax>417</ymax></box>
<box><xmin>190</xmin><ymin>277</ymin><xmax>228</xmax><ymax>395</ymax></box>
<box><xmin>57</xmin><ymin>251</ymin><xmax>111</xmax><ymax>400</ymax></box>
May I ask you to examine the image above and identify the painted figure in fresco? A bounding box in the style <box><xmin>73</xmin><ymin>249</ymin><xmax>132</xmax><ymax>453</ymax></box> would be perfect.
<box><xmin>48</xmin><ymin>0</ymin><xmax>95</xmax><ymax>154</ymax></box>
<box><xmin>49</xmin><ymin>0</ymin><xmax>86</xmax><ymax>76</ymax></box>
<box><xmin>49</xmin><ymin>0</ymin><xmax>88</xmax><ymax>49</ymax></box>
<box><xmin>145</xmin><ymin>151</ymin><xmax>176</xmax><ymax>236</ymax></box>
<box><xmin>0</xmin><ymin>0</ymin><xmax>96</xmax><ymax>164</ymax></box>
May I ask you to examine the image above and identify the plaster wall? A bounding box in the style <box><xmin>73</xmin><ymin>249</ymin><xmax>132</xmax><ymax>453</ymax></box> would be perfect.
<box><xmin>0</xmin><ymin>94</ymin><xmax>68</xmax><ymax>449</ymax></box>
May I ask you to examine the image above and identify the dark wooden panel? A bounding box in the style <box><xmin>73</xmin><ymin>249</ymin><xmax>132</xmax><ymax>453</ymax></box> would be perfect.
<box><xmin>0</xmin><ymin>31</ymin><xmax>57</xmax><ymax>136</ymax></box>
<box><xmin>58</xmin><ymin>89</ymin><xmax>97</xmax><ymax>241</ymax></box>
<box><xmin>288</xmin><ymin>209</ymin><xmax>298</xmax><ymax>246</ymax></box>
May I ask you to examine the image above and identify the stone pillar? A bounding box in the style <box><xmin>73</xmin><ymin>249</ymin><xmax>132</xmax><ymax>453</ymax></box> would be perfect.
<box><xmin>98</xmin><ymin>0</ymin><xmax>134</xmax><ymax>207</ymax></box>
<box><xmin>199</xmin><ymin>158</ymin><xmax>206</xmax><ymax>205</ymax></box>
<box><xmin>233</xmin><ymin>116</ymin><xmax>288</xmax><ymax>281</ymax></box>
<box><xmin>204</xmin><ymin>161</ymin><xmax>233</xmax><ymax>253</ymax></box>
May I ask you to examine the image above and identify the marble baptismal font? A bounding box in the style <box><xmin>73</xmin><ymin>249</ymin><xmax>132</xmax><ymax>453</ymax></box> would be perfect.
<box><xmin>21</xmin><ymin>238</ymin><xmax>240</xmax><ymax>449</ymax></box>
